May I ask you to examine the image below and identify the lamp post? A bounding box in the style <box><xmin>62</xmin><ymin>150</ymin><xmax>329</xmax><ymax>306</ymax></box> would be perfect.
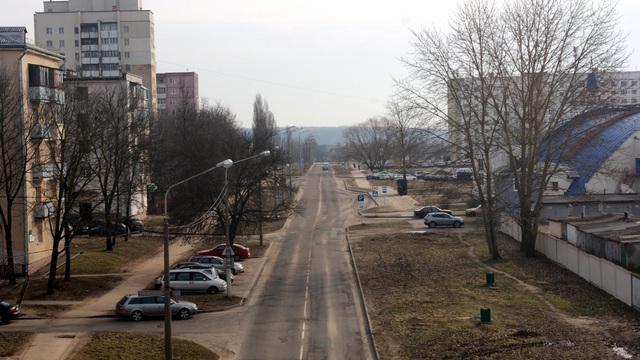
<box><xmin>162</xmin><ymin>158</ymin><xmax>232</xmax><ymax>360</ymax></box>
<box><xmin>220</xmin><ymin>150</ymin><xmax>271</xmax><ymax>297</ymax></box>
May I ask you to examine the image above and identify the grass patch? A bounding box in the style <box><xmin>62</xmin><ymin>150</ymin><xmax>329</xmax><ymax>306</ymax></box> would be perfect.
<box><xmin>25</xmin><ymin>276</ymin><xmax>123</xmax><ymax>301</ymax></box>
<box><xmin>69</xmin><ymin>236</ymin><xmax>162</xmax><ymax>274</ymax></box>
<box><xmin>0</xmin><ymin>332</ymin><xmax>34</xmax><ymax>357</ymax></box>
<box><xmin>71</xmin><ymin>331</ymin><xmax>218</xmax><ymax>360</ymax></box>
<box><xmin>351</xmin><ymin>229</ymin><xmax>640</xmax><ymax>359</ymax></box>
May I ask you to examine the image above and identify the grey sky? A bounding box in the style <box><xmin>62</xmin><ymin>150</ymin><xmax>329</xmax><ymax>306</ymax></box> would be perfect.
<box><xmin>3</xmin><ymin>0</ymin><xmax>640</xmax><ymax>129</ymax></box>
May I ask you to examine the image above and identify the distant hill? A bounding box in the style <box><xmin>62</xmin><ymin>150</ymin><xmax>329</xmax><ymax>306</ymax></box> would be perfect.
<box><xmin>296</xmin><ymin>126</ymin><xmax>347</xmax><ymax>145</ymax></box>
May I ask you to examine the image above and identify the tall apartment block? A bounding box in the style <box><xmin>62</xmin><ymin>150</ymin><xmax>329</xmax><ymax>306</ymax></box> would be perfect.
<box><xmin>34</xmin><ymin>0</ymin><xmax>156</xmax><ymax>115</ymax></box>
<box><xmin>156</xmin><ymin>72</ymin><xmax>199</xmax><ymax>119</ymax></box>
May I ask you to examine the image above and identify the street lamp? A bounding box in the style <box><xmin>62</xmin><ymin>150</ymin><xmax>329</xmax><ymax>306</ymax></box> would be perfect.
<box><xmin>219</xmin><ymin>150</ymin><xmax>271</xmax><ymax>297</ymax></box>
<box><xmin>162</xmin><ymin>158</ymin><xmax>232</xmax><ymax>360</ymax></box>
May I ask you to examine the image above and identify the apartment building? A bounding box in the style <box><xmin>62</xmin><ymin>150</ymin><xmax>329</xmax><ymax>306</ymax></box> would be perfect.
<box><xmin>157</xmin><ymin>72</ymin><xmax>199</xmax><ymax>119</ymax></box>
<box><xmin>33</xmin><ymin>0</ymin><xmax>156</xmax><ymax>115</ymax></box>
<box><xmin>0</xmin><ymin>27</ymin><xmax>65</xmax><ymax>275</ymax></box>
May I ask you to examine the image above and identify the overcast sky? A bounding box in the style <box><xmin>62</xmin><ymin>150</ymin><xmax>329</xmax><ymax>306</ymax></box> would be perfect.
<box><xmin>4</xmin><ymin>0</ymin><xmax>640</xmax><ymax>129</ymax></box>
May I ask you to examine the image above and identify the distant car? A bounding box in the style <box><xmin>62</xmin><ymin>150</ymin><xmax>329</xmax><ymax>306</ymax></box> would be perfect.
<box><xmin>88</xmin><ymin>221</ymin><xmax>126</xmax><ymax>236</ymax></box>
<box><xmin>115</xmin><ymin>294</ymin><xmax>197</xmax><ymax>321</ymax></box>
<box><xmin>67</xmin><ymin>217</ymin><xmax>89</xmax><ymax>235</ymax></box>
<box><xmin>188</xmin><ymin>255</ymin><xmax>245</xmax><ymax>275</ymax></box>
<box><xmin>120</xmin><ymin>218</ymin><xmax>144</xmax><ymax>233</ymax></box>
<box><xmin>197</xmin><ymin>244</ymin><xmax>251</xmax><ymax>261</ymax></box>
<box><xmin>170</xmin><ymin>262</ymin><xmax>234</xmax><ymax>283</ymax></box>
<box><xmin>465</xmin><ymin>205</ymin><xmax>482</xmax><ymax>217</ymax></box>
<box><xmin>413</xmin><ymin>206</ymin><xmax>452</xmax><ymax>218</ymax></box>
<box><xmin>0</xmin><ymin>300</ymin><xmax>20</xmax><ymax>324</ymax></box>
<box><xmin>322</xmin><ymin>163</ymin><xmax>330</xmax><ymax>170</ymax></box>
<box><xmin>424</xmin><ymin>212</ymin><xmax>465</xmax><ymax>228</ymax></box>
<box><xmin>157</xmin><ymin>269</ymin><xmax>227</xmax><ymax>294</ymax></box>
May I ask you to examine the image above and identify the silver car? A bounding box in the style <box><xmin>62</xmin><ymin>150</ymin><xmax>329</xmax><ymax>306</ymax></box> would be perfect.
<box><xmin>188</xmin><ymin>255</ymin><xmax>245</xmax><ymax>274</ymax></box>
<box><xmin>424</xmin><ymin>212</ymin><xmax>465</xmax><ymax>228</ymax></box>
<box><xmin>115</xmin><ymin>294</ymin><xmax>197</xmax><ymax>321</ymax></box>
<box><xmin>157</xmin><ymin>269</ymin><xmax>227</xmax><ymax>294</ymax></box>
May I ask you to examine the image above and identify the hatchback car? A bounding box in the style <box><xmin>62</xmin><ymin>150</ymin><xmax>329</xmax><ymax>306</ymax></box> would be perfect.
<box><xmin>197</xmin><ymin>243</ymin><xmax>250</xmax><ymax>261</ymax></box>
<box><xmin>115</xmin><ymin>294</ymin><xmax>197</xmax><ymax>321</ymax></box>
<box><xmin>424</xmin><ymin>212</ymin><xmax>465</xmax><ymax>228</ymax></box>
<box><xmin>0</xmin><ymin>300</ymin><xmax>20</xmax><ymax>324</ymax></box>
<box><xmin>188</xmin><ymin>255</ymin><xmax>245</xmax><ymax>274</ymax></box>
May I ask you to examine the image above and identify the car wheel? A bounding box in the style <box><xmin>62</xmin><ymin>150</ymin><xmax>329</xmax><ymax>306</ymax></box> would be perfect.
<box><xmin>130</xmin><ymin>310</ymin><xmax>143</xmax><ymax>322</ymax></box>
<box><xmin>207</xmin><ymin>286</ymin><xmax>219</xmax><ymax>294</ymax></box>
<box><xmin>234</xmin><ymin>254</ymin><xmax>241</xmax><ymax>262</ymax></box>
<box><xmin>468</xmin><ymin>212</ymin><xmax>476</xmax><ymax>217</ymax></box>
<box><xmin>453</xmin><ymin>221</ymin><xmax>461</xmax><ymax>228</ymax></box>
<box><xmin>177</xmin><ymin>308</ymin><xmax>190</xmax><ymax>320</ymax></box>
<box><xmin>428</xmin><ymin>222</ymin><xmax>437</xmax><ymax>228</ymax></box>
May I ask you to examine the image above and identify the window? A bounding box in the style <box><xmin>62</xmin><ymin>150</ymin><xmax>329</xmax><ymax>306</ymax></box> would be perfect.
<box><xmin>124</xmin><ymin>25</ymin><xmax>129</xmax><ymax>33</ymax></box>
<box><xmin>75</xmin><ymin>40</ymin><xmax>79</xmax><ymax>47</ymax></box>
<box><xmin>46</xmin><ymin>40</ymin><xmax>53</xmax><ymax>47</ymax></box>
<box><xmin>632</xmin><ymin>81</ymin><xmax>638</xmax><ymax>86</ymax></box>
<box><xmin>169</xmin><ymin>78</ymin><xmax>176</xmax><ymax>84</ymax></box>
<box><xmin>125</xmin><ymin>65</ymin><xmax>131</xmax><ymax>71</ymax></box>
<box><xmin>552</xmin><ymin>182</ymin><xmax>559</xmax><ymax>191</ymax></box>
<box><xmin>170</xmin><ymin>99</ymin><xmax>178</xmax><ymax>105</ymax></box>
<box><xmin>59</xmin><ymin>40</ymin><xmax>65</xmax><ymax>48</ymax></box>
<box><xmin>158</xmin><ymin>98</ymin><xmax>165</xmax><ymax>105</ymax></box>
<box><xmin>621</xmin><ymin>81</ymin><xmax>627</xmax><ymax>87</ymax></box>
<box><xmin>124</xmin><ymin>51</ymin><xmax>130</xmax><ymax>58</ymax></box>
<box><xmin>58</xmin><ymin>27</ymin><xmax>64</xmax><ymax>34</ymax></box>
<box><xmin>74</xmin><ymin>27</ymin><xmax>78</xmax><ymax>34</ymax></box>
<box><xmin>46</xmin><ymin>27</ymin><xmax>52</xmax><ymax>34</ymax></box>
<box><xmin>124</xmin><ymin>39</ymin><xmax>129</xmax><ymax>46</ymax></box>
<box><xmin>158</xmin><ymin>87</ymin><xmax>165</xmax><ymax>94</ymax></box>
<box><xmin>75</xmin><ymin>53</ymin><xmax>79</xmax><ymax>61</ymax></box>
<box><xmin>170</xmin><ymin>88</ymin><xmax>178</xmax><ymax>95</ymax></box>
<box><xmin>513</xmin><ymin>179</ymin><xmax>518</xmax><ymax>192</ymax></box>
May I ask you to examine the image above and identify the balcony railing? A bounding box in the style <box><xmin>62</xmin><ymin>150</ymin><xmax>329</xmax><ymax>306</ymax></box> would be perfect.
<box><xmin>32</xmin><ymin>163</ymin><xmax>57</xmax><ymax>180</ymax></box>
<box><xmin>34</xmin><ymin>202</ymin><xmax>54</xmax><ymax>219</ymax></box>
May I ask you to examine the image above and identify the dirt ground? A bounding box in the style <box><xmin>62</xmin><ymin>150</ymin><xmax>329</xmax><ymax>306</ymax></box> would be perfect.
<box><xmin>349</xmin><ymin>227</ymin><xmax>640</xmax><ymax>359</ymax></box>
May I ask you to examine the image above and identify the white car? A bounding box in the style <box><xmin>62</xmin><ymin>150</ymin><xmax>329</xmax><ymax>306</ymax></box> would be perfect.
<box><xmin>465</xmin><ymin>205</ymin><xmax>482</xmax><ymax>217</ymax></box>
<box><xmin>157</xmin><ymin>269</ymin><xmax>227</xmax><ymax>294</ymax></box>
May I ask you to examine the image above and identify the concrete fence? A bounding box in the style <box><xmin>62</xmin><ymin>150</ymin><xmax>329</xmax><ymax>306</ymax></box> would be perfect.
<box><xmin>500</xmin><ymin>217</ymin><xmax>639</xmax><ymax>311</ymax></box>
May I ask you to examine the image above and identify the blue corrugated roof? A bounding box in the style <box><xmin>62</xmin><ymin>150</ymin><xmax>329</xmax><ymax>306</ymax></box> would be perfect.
<box><xmin>547</xmin><ymin>108</ymin><xmax>640</xmax><ymax>195</ymax></box>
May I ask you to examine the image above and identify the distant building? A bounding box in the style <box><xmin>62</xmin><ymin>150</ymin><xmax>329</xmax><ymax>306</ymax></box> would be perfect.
<box><xmin>0</xmin><ymin>27</ymin><xmax>65</xmax><ymax>275</ymax></box>
<box><xmin>156</xmin><ymin>72</ymin><xmax>199</xmax><ymax>119</ymax></box>
<box><xmin>33</xmin><ymin>0</ymin><xmax>157</xmax><ymax>115</ymax></box>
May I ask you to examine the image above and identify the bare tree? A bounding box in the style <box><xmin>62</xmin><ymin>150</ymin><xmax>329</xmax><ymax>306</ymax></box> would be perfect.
<box><xmin>0</xmin><ymin>67</ymin><xmax>34</xmax><ymax>284</ymax></box>
<box><xmin>385</xmin><ymin>100</ymin><xmax>425</xmax><ymax>178</ymax></box>
<box><xmin>341</xmin><ymin>117</ymin><xmax>393</xmax><ymax>171</ymax></box>
<box><xmin>397</xmin><ymin>0</ymin><xmax>628</xmax><ymax>257</ymax></box>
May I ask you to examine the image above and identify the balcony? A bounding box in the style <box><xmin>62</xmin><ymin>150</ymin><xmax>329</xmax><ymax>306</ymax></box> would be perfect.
<box><xmin>30</xmin><ymin>124</ymin><xmax>51</xmax><ymax>140</ymax></box>
<box><xmin>32</xmin><ymin>163</ymin><xmax>57</xmax><ymax>180</ymax></box>
<box><xmin>34</xmin><ymin>202</ymin><xmax>54</xmax><ymax>219</ymax></box>
<box><xmin>29</xmin><ymin>87</ymin><xmax>65</xmax><ymax>104</ymax></box>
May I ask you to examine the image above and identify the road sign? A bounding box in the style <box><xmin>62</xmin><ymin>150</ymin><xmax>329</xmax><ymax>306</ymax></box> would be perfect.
<box><xmin>382</xmin><ymin>186</ymin><xmax>387</xmax><ymax>194</ymax></box>
<box><xmin>372</xmin><ymin>190</ymin><xmax>378</xmax><ymax>198</ymax></box>
<box><xmin>357</xmin><ymin>194</ymin><xmax>364</xmax><ymax>209</ymax></box>
<box><xmin>372</xmin><ymin>186</ymin><xmax>378</xmax><ymax>192</ymax></box>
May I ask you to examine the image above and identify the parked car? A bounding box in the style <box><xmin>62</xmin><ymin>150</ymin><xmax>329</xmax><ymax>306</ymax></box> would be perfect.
<box><xmin>157</xmin><ymin>269</ymin><xmax>227</xmax><ymax>294</ymax></box>
<box><xmin>0</xmin><ymin>300</ymin><xmax>20</xmax><ymax>324</ymax></box>
<box><xmin>67</xmin><ymin>217</ymin><xmax>89</xmax><ymax>235</ymax></box>
<box><xmin>465</xmin><ymin>205</ymin><xmax>483</xmax><ymax>217</ymax></box>
<box><xmin>120</xmin><ymin>218</ymin><xmax>144</xmax><ymax>233</ymax></box>
<box><xmin>170</xmin><ymin>262</ymin><xmax>234</xmax><ymax>283</ymax></box>
<box><xmin>413</xmin><ymin>206</ymin><xmax>453</xmax><ymax>218</ymax></box>
<box><xmin>197</xmin><ymin>244</ymin><xmax>250</xmax><ymax>261</ymax></box>
<box><xmin>424</xmin><ymin>212</ymin><xmax>465</xmax><ymax>228</ymax></box>
<box><xmin>115</xmin><ymin>294</ymin><xmax>197</xmax><ymax>321</ymax></box>
<box><xmin>188</xmin><ymin>255</ymin><xmax>245</xmax><ymax>274</ymax></box>
<box><xmin>322</xmin><ymin>163</ymin><xmax>330</xmax><ymax>170</ymax></box>
<box><xmin>88</xmin><ymin>221</ymin><xmax>126</xmax><ymax>236</ymax></box>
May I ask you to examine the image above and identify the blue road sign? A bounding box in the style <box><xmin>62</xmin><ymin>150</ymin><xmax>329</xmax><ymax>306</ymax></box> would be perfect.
<box><xmin>382</xmin><ymin>186</ymin><xmax>387</xmax><ymax>194</ymax></box>
<box><xmin>357</xmin><ymin>194</ymin><xmax>365</xmax><ymax>202</ymax></box>
<box><xmin>372</xmin><ymin>191</ymin><xmax>378</xmax><ymax>197</ymax></box>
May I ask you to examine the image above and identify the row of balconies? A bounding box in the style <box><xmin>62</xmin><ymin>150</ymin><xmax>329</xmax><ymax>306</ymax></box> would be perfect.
<box><xmin>29</xmin><ymin>86</ymin><xmax>65</xmax><ymax>104</ymax></box>
<box><xmin>81</xmin><ymin>32</ymin><xmax>99</xmax><ymax>39</ymax></box>
<box><xmin>30</xmin><ymin>124</ymin><xmax>64</xmax><ymax>141</ymax></box>
<box><xmin>81</xmin><ymin>44</ymin><xmax>99</xmax><ymax>52</ymax></box>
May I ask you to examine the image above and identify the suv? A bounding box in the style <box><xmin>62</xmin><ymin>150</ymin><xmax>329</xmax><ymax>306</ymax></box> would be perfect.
<box><xmin>424</xmin><ymin>212</ymin><xmax>465</xmax><ymax>228</ymax></box>
<box><xmin>115</xmin><ymin>294</ymin><xmax>197</xmax><ymax>321</ymax></box>
<box><xmin>157</xmin><ymin>269</ymin><xmax>227</xmax><ymax>294</ymax></box>
<box><xmin>188</xmin><ymin>255</ymin><xmax>245</xmax><ymax>274</ymax></box>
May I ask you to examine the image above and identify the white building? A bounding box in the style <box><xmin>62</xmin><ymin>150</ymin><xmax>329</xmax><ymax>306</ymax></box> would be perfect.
<box><xmin>33</xmin><ymin>0</ymin><xmax>156</xmax><ymax>114</ymax></box>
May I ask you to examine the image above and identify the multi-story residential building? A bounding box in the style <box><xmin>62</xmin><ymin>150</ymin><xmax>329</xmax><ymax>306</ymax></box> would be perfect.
<box><xmin>0</xmin><ymin>27</ymin><xmax>65</xmax><ymax>275</ymax></box>
<box><xmin>65</xmin><ymin>72</ymin><xmax>150</xmax><ymax>222</ymax></box>
<box><xmin>156</xmin><ymin>72</ymin><xmax>199</xmax><ymax>119</ymax></box>
<box><xmin>33</xmin><ymin>0</ymin><xmax>156</xmax><ymax>115</ymax></box>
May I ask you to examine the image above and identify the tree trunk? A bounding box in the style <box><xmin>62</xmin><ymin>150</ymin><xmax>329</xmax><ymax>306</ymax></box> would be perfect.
<box><xmin>46</xmin><ymin>239</ymin><xmax>62</xmax><ymax>294</ymax></box>
<box><xmin>4</xmin><ymin>232</ymin><xmax>17</xmax><ymax>284</ymax></box>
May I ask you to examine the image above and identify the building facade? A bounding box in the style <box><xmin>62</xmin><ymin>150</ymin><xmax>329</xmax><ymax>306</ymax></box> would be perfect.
<box><xmin>33</xmin><ymin>0</ymin><xmax>156</xmax><ymax>116</ymax></box>
<box><xmin>0</xmin><ymin>27</ymin><xmax>65</xmax><ymax>275</ymax></box>
<box><xmin>156</xmin><ymin>72</ymin><xmax>199</xmax><ymax>119</ymax></box>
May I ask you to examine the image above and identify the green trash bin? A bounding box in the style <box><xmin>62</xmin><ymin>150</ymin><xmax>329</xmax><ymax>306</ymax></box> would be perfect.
<box><xmin>486</xmin><ymin>271</ymin><xmax>495</xmax><ymax>286</ymax></box>
<box><xmin>480</xmin><ymin>307</ymin><xmax>491</xmax><ymax>324</ymax></box>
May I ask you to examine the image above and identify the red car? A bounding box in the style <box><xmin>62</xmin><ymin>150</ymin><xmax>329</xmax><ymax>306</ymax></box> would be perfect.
<box><xmin>198</xmin><ymin>244</ymin><xmax>250</xmax><ymax>261</ymax></box>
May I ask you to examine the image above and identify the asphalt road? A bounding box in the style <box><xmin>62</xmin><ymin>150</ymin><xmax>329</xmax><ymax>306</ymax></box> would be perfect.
<box><xmin>236</xmin><ymin>165</ymin><xmax>373</xmax><ymax>360</ymax></box>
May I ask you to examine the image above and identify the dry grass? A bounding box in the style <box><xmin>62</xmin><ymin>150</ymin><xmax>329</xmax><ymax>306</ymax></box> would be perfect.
<box><xmin>0</xmin><ymin>332</ymin><xmax>34</xmax><ymax>357</ymax></box>
<box><xmin>70</xmin><ymin>331</ymin><xmax>218</xmax><ymax>360</ymax></box>
<box><xmin>350</xmin><ymin>228</ymin><xmax>640</xmax><ymax>359</ymax></box>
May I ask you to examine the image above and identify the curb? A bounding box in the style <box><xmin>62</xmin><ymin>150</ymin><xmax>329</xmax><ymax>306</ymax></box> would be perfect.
<box><xmin>345</xmin><ymin>227</ymin><xmax>380</xmax><ymax>360</ymax></box>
